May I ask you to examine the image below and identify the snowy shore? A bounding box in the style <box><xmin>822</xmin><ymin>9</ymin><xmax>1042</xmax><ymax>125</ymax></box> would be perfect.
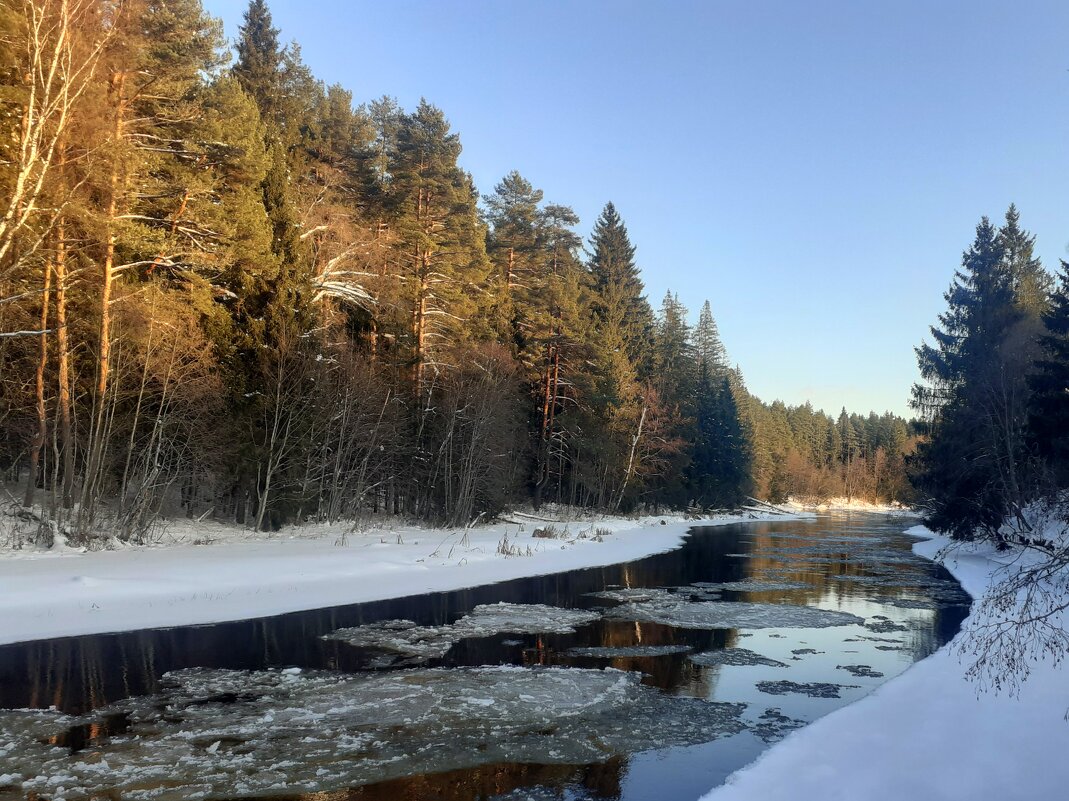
<box><xmin>703</xmin><ymin>524</ymin><xmax>1069</xmax><ymax>801</ymax></box>
<box><xmin>0</xmin><ymin>509</ymin><xmax>809</xmax><ymax>647</ymax></box>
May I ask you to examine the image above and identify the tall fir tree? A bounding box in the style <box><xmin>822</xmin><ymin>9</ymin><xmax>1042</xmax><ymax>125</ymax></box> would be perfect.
<box><xmin>588</xmin><ymin>202</ymin><xmax>655</xmax><ymax>374</ymax></box>
<box><xmin>233</xmin><ymin>0</ymin><xmax>283</xmax><ymax>128</ymax></box>
<box><xmin>694</xmin><ymin>300</ymin><xmax>728</xmax><ymax>375</ymax></box>
<box><xmin>1028</xmin><ymin>260</ymin><xmax>1069</xmax><ymax>483</ymax></box>
<box><xmin>999</xmin><ymin>204</ymin><xmax>1051</xmax><ymax>318</ymax></box>
<box><xmin>911</xmin><ymin>215</ymin><xmax>1034</xmax><ymax>538</ymax></box>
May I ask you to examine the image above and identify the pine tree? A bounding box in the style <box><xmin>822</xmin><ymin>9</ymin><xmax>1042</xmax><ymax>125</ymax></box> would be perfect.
<box><xmin>532</xmin><ymin>202</ymin><xmax>589</xmax><ymax>506</ymax></box>
<box><xmin>389</xmin><ymin>101</ymin><xmax>490</xmax><ymax>399</ymax></box>
<box><xmin>484</xmin><ymin>171</ymin><xmax>543</xmax><ymax>351</ymax></box>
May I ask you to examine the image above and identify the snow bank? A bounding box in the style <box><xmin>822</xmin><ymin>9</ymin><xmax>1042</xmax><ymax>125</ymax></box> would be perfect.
<box><xmin>702</xmin><ymin>525</ymin><xmax>1069</xmax><ymax>801</ymax></box>
<box><xmin>0</xmin><ymin>510</ymin><xmax>806</xmax><ymax>647</ymax></box>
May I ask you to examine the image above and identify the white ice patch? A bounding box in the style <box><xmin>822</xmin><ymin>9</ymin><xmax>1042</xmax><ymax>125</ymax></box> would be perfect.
<box><xmin>605</xmin><ymin>598</ymin><xmax>865</xmax><ymax>630</ymax></box>
<box><xmin>322</xmin><ymin>602</ymin><xmax>602</xmax><ymax>661</ymax></box>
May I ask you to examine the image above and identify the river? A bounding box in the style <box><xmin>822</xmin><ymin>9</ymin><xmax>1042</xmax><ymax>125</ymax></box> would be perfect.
<box><xmin>0</xmin><ymin>511</ymin><xmax>969</xmax><ymax>800</ymax></box>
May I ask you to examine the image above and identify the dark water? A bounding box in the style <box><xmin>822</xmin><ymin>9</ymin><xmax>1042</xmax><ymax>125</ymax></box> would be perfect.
<box><xmin>0</xmin><ymin>512</ymin><xmax>969</xmax><ymax>800</ymax></box>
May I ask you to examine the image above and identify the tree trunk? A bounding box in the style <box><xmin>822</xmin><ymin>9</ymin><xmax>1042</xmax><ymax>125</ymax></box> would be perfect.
<box><xmin>23</xmin><ymin>248</ymin><xmax>53</xmax><ymax>507</ymax></box>
<box><xmin>54</xmin><ymin>222</ymin><xmax>74</xmax><ymax>507</ymax></box>
<box><xmin>413</xmin><ymin>252</ymin><xmax>429</xmax><ymax>397</ymax></box>
<box><xmin>614</xmin><ymin>395</ymin><xmax>649</xmax><ymax>511</ymax></box>
<box><xmin>80</xmin><ymin>70</ymin><xmax>126</xmax><ymax>531</ymax></box>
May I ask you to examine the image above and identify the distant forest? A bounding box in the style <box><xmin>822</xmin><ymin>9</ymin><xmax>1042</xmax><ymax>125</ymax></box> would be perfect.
<box><xmin>1</xmin><ymin>0</ymin><xmax>915</xmax><ymax>544</ymax></box>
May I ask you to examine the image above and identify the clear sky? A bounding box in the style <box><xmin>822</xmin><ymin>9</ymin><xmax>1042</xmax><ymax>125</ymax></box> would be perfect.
<box><xmin>203</xmin><ymin>0</ymin><xmax>1069</xmax><ymax>418</ymax></box>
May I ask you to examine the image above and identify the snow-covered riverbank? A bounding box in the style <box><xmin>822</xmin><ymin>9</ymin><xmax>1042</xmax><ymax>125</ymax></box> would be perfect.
<box><xmin>0</xmin><ymin>509</ymin><xmax>810</xmax><ymax>647</ymax></box>
<box><xmin>703</xmin><ymin>524</ymin><xmax>1069</xmax><ymax>801</ymax></box>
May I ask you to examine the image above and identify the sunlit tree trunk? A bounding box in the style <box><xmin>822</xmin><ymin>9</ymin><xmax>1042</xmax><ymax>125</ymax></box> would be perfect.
<box><xmin>23</xmin><ymin>244</ymin><xmax>52</xmax><ymax>506</ymax></box>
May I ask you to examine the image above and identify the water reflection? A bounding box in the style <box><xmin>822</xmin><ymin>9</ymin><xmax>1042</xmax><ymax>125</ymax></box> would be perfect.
<box><xmin>235</xmin><ymin>758</ymin><xmax>627</xmax><ymax>801</ymax></box>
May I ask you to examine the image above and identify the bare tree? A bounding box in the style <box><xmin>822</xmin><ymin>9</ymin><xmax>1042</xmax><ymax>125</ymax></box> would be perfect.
<box><xmin>960</xmin><ymin>507</ymin><xmax>1069</xmax><ymax>697</ymax></box>
<box><xmin>0</xmin><ymin>0</ymin><xmax>108</xmax><ymax>291</ymax></box>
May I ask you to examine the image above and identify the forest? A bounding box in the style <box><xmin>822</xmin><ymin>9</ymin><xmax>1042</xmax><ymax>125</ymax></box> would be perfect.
<box><xmin>2</xmin><ymin>0</ymin><xmax>915</xmax><ymax>545</ymax></box>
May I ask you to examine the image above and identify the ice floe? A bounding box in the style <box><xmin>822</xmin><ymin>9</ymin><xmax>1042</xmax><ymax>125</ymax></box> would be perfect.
<box><xmin>565</xmin><ymin>645</ymin><xmax>692</xmax><ymax>658</ymax></box>
<box><xmin>605</xmin><ymin>598</ymin><xmax>865</xmax><ymax>630</ymax></box>
<box><xmin>322</xmin><ymin>602</ymin><xmax>601</xmax><ymax>662</ymax></box>
<box><xmin>836</xmin><ymin>664</ymin><xmax>884</xmax><ymax>678</ymax></box>
<box><xmin>0</xmin><ymin>666</ymin><xmax>748</xmax><ymax>800</ymax></box>
<box><xmin>751</xmin><ymin>708</ymin><xmax>808</xmax><ymax>743</ymax></box>
<box><xmin>755</xmin><ymin>680</ymin><xmax>860</xmax><ymax>699</ymax></box>
<box><xmin>688</xmin><ymin>649</ymin><xmax>788</xmax><ymax>668</ymax></box>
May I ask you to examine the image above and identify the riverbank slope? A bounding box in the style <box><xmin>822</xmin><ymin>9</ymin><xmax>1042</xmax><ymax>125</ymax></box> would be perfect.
<box><xmin>0</xmin><ymin>508</ymin><xmax>809</xmax><ymax>646</ymax></box>
<box><xmin>703</xmin><ymin>524</ymin><xmax>1069</xmax><ymax>801</ymax></box>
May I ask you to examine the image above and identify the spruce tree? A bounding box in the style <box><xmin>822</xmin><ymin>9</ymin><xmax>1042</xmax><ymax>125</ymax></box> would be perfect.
<box><xmin>654</xmin><ymin>292</ymin><xmax>696</xmax><ymax>408</ymax></box>
<box><xmin>688</xmin><ymin>367</ymin><xmax>751</xmax><ymax>508</ymax></box>
<box><xmin>588</xmin><ymin>202</ymin><xmax>654</xmax><ymax>373</ymax></box>
<box><xmin>911</xmin><ymin>216</ymin><xmax>1028</xmax><ymax>538</ymax></box>
<box><xmin>694</xmin><ymin>300</ymin><xmax>727</xmax><ymax>375</ymax></box>
<box><xmin>1028</xmin><ymin>261</ymin><xmax>1069</xmax><ymax>482</ymax></box>
<box><xmin>234</xmin><ymin>0</ymin><xmax>283</xmax><ymax>128</ymax></box>
<box><xmin>999</xmin><ymin>204</ymin><xmax>1051</xmax><ymax>318</ymax></box>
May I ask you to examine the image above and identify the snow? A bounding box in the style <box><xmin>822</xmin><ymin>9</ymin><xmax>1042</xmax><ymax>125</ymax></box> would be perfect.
<box><xmin>702</xmin><ymin>523</ymin><xmax>1069</xmax><ymax>801</ymax></box>
<box><xmin>0</xmin><ymin>509</ymin><xmax>809</xmax><ymax>646</ymax></box>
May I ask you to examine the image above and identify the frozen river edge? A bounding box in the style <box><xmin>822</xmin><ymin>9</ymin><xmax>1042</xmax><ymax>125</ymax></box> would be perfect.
<box><xmin>0</xmin><ymin>510</ymin><xmax>811</xmax><ymax>647</ymax></box>
<box><xmin>702</xmin><ymin>524</ymin><xmax>1069</xmax><ymax>801</ymax></box>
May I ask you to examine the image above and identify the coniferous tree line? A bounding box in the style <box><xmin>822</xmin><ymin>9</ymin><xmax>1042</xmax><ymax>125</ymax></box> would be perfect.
<box><xmin>912</xmin><ymin>205</ymin><xmax>1069</xmax><ymax>541</ymax></box>
<box><xmin>0</xmin><ymin>0</ymin><xmax>912</xmax><ymax>545</ymax></box>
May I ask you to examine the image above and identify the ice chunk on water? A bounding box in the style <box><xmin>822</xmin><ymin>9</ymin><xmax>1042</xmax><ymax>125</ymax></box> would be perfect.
<box><xmin>0</xmin><ymin>666</ymin><xmax>748</xmax><ymax>800</ymax></box>
<box><xmin>323</xmin><ymin>618</ymin><xmax>454</xmax><ymax>661</ymax></box>
<box><xmin>700</xmin><ymin>580</ymin><xmax>810</xmax><ymax>592</ymax></box>
<box><xmin>755</xmin><ymin>680</ymin><xmax>860</xmax><ymax>699</ymax></box>
<box><xmin>865</xmin><ymin>618</ymin><xmax>910</xmax><ymax>633</ymax></box>
<box><xmin>836</xmin><ymin>664</ymin><xmax>884</xmax><ymax>678</ymax></box>
<box><xmin>323</xmin><ymin>602</ymin><xmax>601</xmax><ymax>662</ymax></box>
<box><xmin>689</xmin><ymin>648</ymin><xmax>788</xmax><ymax>668</ymax></box>
<box><xmin>751</xmin><ymin>707</ymin><xmax>808</xmax><ymax>743</ymax></box>
<box><xmin>605</xmin><ymin>597</ymin><xmax>864</xmax><ymax>630</ymax></box>
<box><xmin>565</xmin><ymin>645</ymin><xmax>692</xmax><ymax>659</ymax></box>
<box><xmin>586</xmin><ymin>588</ymin><xmax>666</xmax><ymax>603</ymax></box>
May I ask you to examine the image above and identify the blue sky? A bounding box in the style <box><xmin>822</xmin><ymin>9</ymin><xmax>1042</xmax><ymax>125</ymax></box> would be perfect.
<box><xmin>204</xmin><ymin>0</ymin><xmax>1069</xmax><ymax>418</ymax></box>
